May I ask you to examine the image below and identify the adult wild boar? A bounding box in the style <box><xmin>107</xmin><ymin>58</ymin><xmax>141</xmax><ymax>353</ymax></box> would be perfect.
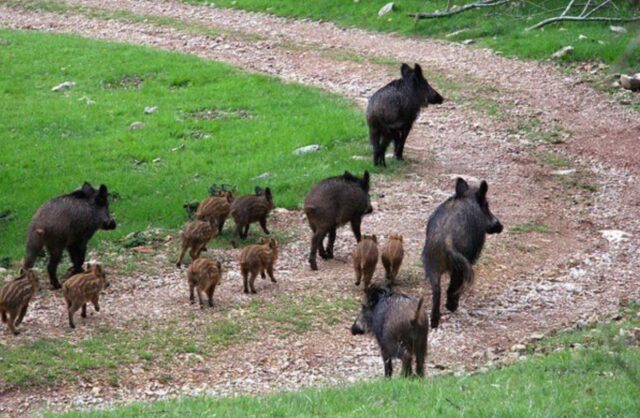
<box><xmin>304</xmin><ymin>170</ymin><xmax>373</xmax><ymax>271</ymax></box>
<box><xmin>23</xmin><ymin>183</ymin><xmax>117</xmax><ymax>289</ymax></box>
<box><xmin>367</xmin><ymin>63</ymin><xmax>443</xmax><ymax>167</ymax></box>
<box><xmin>422</xmin><ymin>178</ymin><xmax>503</xmax><ymax>328</ymax></box>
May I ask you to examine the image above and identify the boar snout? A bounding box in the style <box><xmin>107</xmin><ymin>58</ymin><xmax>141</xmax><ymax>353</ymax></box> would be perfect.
<box><xmin>487</xmin><ymin>218</ymin><xmax>503</xmax><ymax>235</ymax></box>
<box><xmin>103</xmin><ymin>218</ymin><xmax>117</xmax><ymax>230</ymax></box>
<box><xmin>351</xmin><ymin>321</ymin><xmax>365</xmax><ymax>335</ymax></box>
<box><xmin>428</xmin><ymin>90</ymin><xmax>444</xmax><ymax>105</ymax></box>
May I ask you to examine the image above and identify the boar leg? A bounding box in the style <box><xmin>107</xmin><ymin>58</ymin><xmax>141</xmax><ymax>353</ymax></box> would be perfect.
<box><xmin>7</xmin><ymin>311</ymin><xmax>19</xmax><ymax>335</ymax></box>
<box><xmin>354</xmin><ymin>260</ymin><xmax>362</xmax><ymax>287</ymax></box>
<box><xmin>446</xmin><ymin>268</ymin><xmax>464</xmax><ymax>313</ymax></box>
<box><xmin>197</xmin><ymin>288</ymin><xmax>204</xmax><ymax>308</ymax></box>
<box><xmin>92</xmin><ymin>295</ymin><xmax>100</xmax><ymax>312</ymax></box>
<box><xmin>401</xmin><ymin>352</ymin><xmax>413</xmax><ymax>378</ymax></box>
<box><xmin>176</xmin><ymin>243</ymin><xmax>188</xmax><ymax>267</ymax></box>
<box><xmin>249</xmin><ymin>271</ymin><xmax>258</xmax><ymax>294</ymax></box>
<box><xmin>68</xmin><ymin>242</ymin><xmax>88</xmax><ymax>277</ymax></box>
<box><xmin>259</xmin><ymin>217</ymin><xmax>270</xmax><ymax>235</ymax></box>
<box><xmin>415</xmin><ymin>337</ymin><xmax>427</xmax><ymax>378</ymax></box>
<box><xmin>1</xmin><ymin>309</ymin><xmax>6</xmax><ymax>323</ymax></box>
<box><xmin>369</xmin><ymin>128</ymin><xmax>382</xmax><ymax>166</ymax></box>
<box><xmin>46</xmin><ymin>248</ymin><xmax>64</xmax><ymax>289</ymax></box>
<box><xmin>189</xmin><ymin>283</ymin><xmax>196</xmax><ymax>304</ymax></box>
<box><xmin>350</xmin><ymin>218</ymin><xmax>362</xmax><ymax>242</ymax></box>
<box><xmin>383</xmin><ymin>356</ymin><xmax>393</xmax><ymax>378</ymax></box>
<box><xmin>207</xmin><ymin>286</ymin><xmax>215</xmax><ymax>307</ymax></box>
<box><xmin>382</xmin><ymin>255</ymin><xmax>392</xmax><ymax>281</ymax></box>
<box><xmin>243</xmin><ymin>224</ymin><xmax>250</xmax><ymax>239</ymax></box>
<box><xmin>15</xmin><ymin>303</ymin><xmax>29</xmax><ymax>326</ymax></box>
<box><xmin>325</xmin><ymin>227</ymin><xmax>337</xmax><ymax>259</ymax></box>
<box><xmin>68</xmin><ymin>304</ymin><xmax>79</xmax><ymax>329</ymax></box>
<box><xmin>394</xmin><ymin>129</ymin><xmax>410</xmax><ymax>161</ymax></box>
<box><xmin>235</xmin><ymin>223</ymin><xmax>244</xmax><ymax>239</ymax></box>
<box><xmin>242</xmin><ymin>271</ymin><xmax>249</xmax><ymax>294</ymax></box>
<box><xmin>308</xmin><ymin>231</ymin><xmax>325</xmax><ymax>270</ymax></box>
<box><xmin>81</xmin><ymin>303</ymin><xmax>87</xmax><ymax>318</ymax></box>
<box><xmin>217</xmin><ymin>216</ymin><xmax>226</xmax><ymax>234</ymax></box>
<box><xmin>427</xmin><ymin>270</ymin><xmax>442</xmax><ymax>329</ymax></box>
<box><xmin>267</xmin><ymin>264</ymin><xmax>277</xmax><ymax>283</ymax></box>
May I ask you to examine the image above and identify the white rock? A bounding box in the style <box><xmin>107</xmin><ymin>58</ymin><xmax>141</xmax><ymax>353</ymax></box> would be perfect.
<box><xmin>0</xmin><ymin>267</ymin><xmax>7</xmax><ymax>273</ymax></box>
<box><xmin>551</xmin><ymin>46</ymin><xmax>573</xmax><ymax>59</ymax></box>
<box><xmin>599</xmin><ymin>229</ymin><xmax>631</xmax><ymax>243</ymax></box>
<box><xmin>294</xmin><ymin>144</ymin><xmax>321</xmax><ymax>155</ymax></box>
<box><xmin>378</xmin><ymin>2</ymin><xmax>394</xmax><ymax>16</ymax></box>
<box><xmin>578</xmin><ymin>34</ymin><xmax>588</xmax><ymax>41</ymax></box>
<box><xmin>511</xmin><ymin>344</ymin><xmax>526</xmax><ymax>352</ymax></box>
<box><xmin>619</xmin><ymin>74</ymin><xmax>640</xmax><ymax>91</ymax></box>
<box><xmin>530</xmin><ymin>333</ymin><xmax>544</xmax><ymax>341</ymax></box>
<box><xmin>144</xmin><ymin>106</ymin><xmax>158</xmax><ymax>114</ymax></box>
<box><xmin>351</xmin><ymin>155</ymin><xmax>368</xmax><ymax>160</ymax></box>
<box><xmin>253</xmin><ymin>172</ymin><xmax>270</xmax><ymax>180</ymax></box>
<box><xmin>609</xmin><ymin>25</ymin><xmax>627</xmax><ymax>34</ymax></box>
<box><xmin>129</xmin><ymin>121</ymin><xmax>144</xmax><ymax>131</ymax></box>
<box><xmin>461</xmin><ymin>39</ymin><xmax>475</xmax><ymax>45</ymax></box>
<box><xmin>551</xmin><ymin>169</ymin><xmax>576</xmax><ymax>176</ymax></box>
<box><xmin>91</xmin><ymin>387</ymin><xmax>101</xmax><ymax>396</ymax></box>
<box><xmin>51</xmin><ymin>81</ymin><xmax>76</xmax><ymax>92</ymax></box>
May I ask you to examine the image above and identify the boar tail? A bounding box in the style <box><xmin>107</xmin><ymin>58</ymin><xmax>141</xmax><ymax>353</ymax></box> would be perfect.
<box><xmin>448</xmin><ymin>246</ymin><xmax>474</xmax><ymax>296</ymax></box>
<box><xmin>412</xmin><ymin>297</ymin><xmax>425</xmax><ymax>328</ymax></box>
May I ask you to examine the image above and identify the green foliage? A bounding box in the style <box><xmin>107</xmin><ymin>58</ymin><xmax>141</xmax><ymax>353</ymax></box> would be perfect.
<box><xmin>184</xmin><ymin>0</ymin><xmax>640</xmax><ymax>70</ymax></box>
<box><xmin>0</xmin><ymin>30</ymin><xmax>373</xmax><ymax>262</ymax></box>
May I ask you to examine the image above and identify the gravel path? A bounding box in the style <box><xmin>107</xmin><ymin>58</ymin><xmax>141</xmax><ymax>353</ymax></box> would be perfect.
<box><xmin>0</xmin><ymin>1</ymin><xmax>638</xmax><ymax>415</ymax></box>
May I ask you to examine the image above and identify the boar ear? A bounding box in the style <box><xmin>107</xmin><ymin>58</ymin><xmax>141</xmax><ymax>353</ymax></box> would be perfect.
<box><xmin>414</xmin><ymin>63</ymin><xmax>423</xmax><ymax>78</ymax></box>
<box><xmin>400</xmin><ymin>63</ymin><xmax>412</xmax><ymax>79</ymax></box>
<box><xmin>96</xmin><ymin>185</ymin><xmax>109</xmax><ymax>205</ymax></box>
<box><xmin>362</xmin><ymin>170</ymin><xmax>370</xmax><ymax>191</ymax></box>
<box><xmin>255</xmin><ymin>186</ymin><xmax>263</xmax><ymax>195</ymax></box>
<box><xmin>265</xmin><ymin>187</ymin><xmax>272</xmax><ymax>201</ymax></box>
<box><xmin>455</xmin><ymin>177</ymin><xmax>469</xmax><ymax>198</ymax></box>
<box><xmin>478</xmin><ymin>180</ymin><xmax>488</xmax><ymax>198</ymax></box>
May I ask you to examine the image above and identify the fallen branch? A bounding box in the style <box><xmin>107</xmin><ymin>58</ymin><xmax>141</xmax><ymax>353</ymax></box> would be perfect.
<box><xmin>409</xmin><ymin>0</ymin><xmax>513</xmax><ymax>19</ymax></box>
<box><xmin>526</xmin><ymin>14</ymin><xmax>640</xmax><ymax>31</ymax></box>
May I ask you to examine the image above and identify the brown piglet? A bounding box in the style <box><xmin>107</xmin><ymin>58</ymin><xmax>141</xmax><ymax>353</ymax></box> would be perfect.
<box><xmin>0</xmin><ymin>269</ymin><xmax>39</xmax><ymax>335</ymax></box>
<box><xmin>231</xmin><ymin>187</ymin><xmax>274</xmax><ymax>240</ymax></box>
<box><xmin>62</xmin><ymin>263</ymin><xmax>109</xmax><ymax>329</ymax></box>
<box><xmin>196</xmin><ymin>191</ymin><xmax>233</xmax><ymax>234</ymax></box>
<box><xmin>239</xmin><ymin>238</ymin><xmax>278</xmax><ymax>294</ymax></box>
<box><xmin>187</xmin><ymin>258</ymin><xmax>222</xmax><ymax>308</ymax></box>
<box><xmin>353</xmin><ymin>235</ymin><xmax>379</xmax><ymax>290</ymax></box>
<box><xmin>381</xmin><ymin>234</ymin><xmax>404</xmax><ymax>284</ymax></box>
<box><xmin>176</xmin><ymin>219</ymin><xmax>218</xmax><ymax>267</ymax></box>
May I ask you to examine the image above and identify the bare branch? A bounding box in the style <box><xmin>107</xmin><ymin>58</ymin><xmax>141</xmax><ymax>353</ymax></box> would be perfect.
<box><xmin>579</xmin><ymin>0</ymin><xmax>592</xmax><ymax>17</ymax></box>
<box><xmin>409</xmin><ymin>0</ymin><xmax>513</xmax><ymax>19</ymax></box>
<box><xmin>526</xmin><ymin>14</ymin><xmax>640</xmax><ymax>31</ymax></box>
<box><xmin>583</xmin><ymin>0</ymin><xmax>612</xmax><ymax>18</ymax></box>
<box><xmin>561</xmin><ymin>0</ymin><xmax>577</xmax><ymax>17</ymax></box>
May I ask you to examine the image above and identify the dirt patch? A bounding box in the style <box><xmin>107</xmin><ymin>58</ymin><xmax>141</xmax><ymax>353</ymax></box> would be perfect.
<box><xmin>0</xmin><ymin>1</ymin><xmax>639</xmax><ymax>416</ymax></box>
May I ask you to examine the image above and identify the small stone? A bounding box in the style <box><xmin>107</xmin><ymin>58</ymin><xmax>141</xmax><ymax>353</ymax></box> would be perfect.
<box><xmin>129</xmin><ymin>121</ymin><xmax>144</xmax><ymax>131</ymax></box>
<box><xmin>511</xmin><ymin>344</ymin><xmax>526</xmax><ymax>353</ymax></box>
<box><xmin>551</xmin><ymin>46</ymin><xmax>573</xmax><ymax>59</ymax></box>
<box><xmin>144</xmin><ymin>106</ymin><xmax>158</xmax><ymax>114</ymax></box>
<box><xmin>152</xmin><ymin>158</ymin><xmax>161</xmax><ymax>163</ymax></box>
<box><xmin>609</xmin><ymin>25</ymin><xmax>627</xmax><ymax>34</ymax></box>
<box><xmin>91</xmin><ymin>387</ymin><xmax>101</xmax><ymax>396</ymax></box>
<box><xmin>51</xmin><ymin>81</ymin><xmax>76</xmax><ymax>92</ymax></box>
<box><xmin>619</xmin><ymin>74</ymin><xmax>640</xmax><ymax>91</ymax></box>
<box><xmin>461</xmin><ymin>39</ymin><xmax>475</xmax><ymax>45</ymax></box>
<box><xmin>171</xmin><ymin>144</ymin><xmax>185</xmax><ymax>152</ymax></box>
<box><xmin>294</xmin><ymin>144</ymin><xmax>321</xmax><ymax>155</ymax></box>
<box><xmin>578</xmin><ymin>34</ymin><xmax>588</xmax><ymax>41</ymax></box>
<box><xmin>551</xmin><ymin>169</ymin><xmax>576</xmax><ymax>176</ymax></box>
<box><xmin>253</xmin><ymin>172</ymin><xmax>270</xmax><ymax>180</ymax></box>
<box><xmin>530</xmin><ymin>333</ymin><xmax>544</xmax><ymax>341</ymax></box>
<box><xmin>351</xmin><ymin>155</ymin><xmax>368</xmax><ymax>160</ymax></box>
<box><xmin>599</xmin><ymin>229</ymin><xmax>631</xmax><ymax>243</ymax></box>
<box><xmin>378</xmin><ymin>2</ymin><xmax>394</xmax><ymax>16</ymax></box>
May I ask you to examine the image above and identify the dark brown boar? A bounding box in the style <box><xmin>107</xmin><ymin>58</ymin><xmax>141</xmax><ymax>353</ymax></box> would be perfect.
<box><xmin>187</xmin><ymin>258</ymin><xmax>222</xmax><ymax>308</ymax></box>
<box><xmin>239</xmin><ymin>238</ymin><xmax>278</xmax><ymax>294</ymax></box>
<box><xmin>230</xmin><ymin>187</ymin><xmax>274</xmax><ymax>240</ymax></box>
<box><xmin>304</xmin><ymin>171</ymin><xmax>373</xmax><ymax>271</ymax></box>
<box><xmin>176</xmin><ymin>220</ymin><xmax>218</xmax><ymax>267</ymax></box>
<box><xmin>0</xmin><ymin>269</ymin><xmax>39</xmax><ymax>335</ymax></box>
<box><xmin>196</xmin><ymin>191</ymin><xmax>233</xmax><ymax>234</ymax></box>
<box><xmin>381</xmin><ymin>234</ymin><xmax>404</xmax><ymax>284</ymax></box>
<box><xmin>353</xmin><ymin>235</ymin><xmax>379</xmax><ymax>290</ymax></box>
<box><xmin>22</xmin><ymin>182</ymin><xmax>117</xmax><ymax>289</ymax></box>
<box><xmin>62</xmin><ymin>263</ymin><xmax>109</xmax><ymax>329</ymax></box>
<box><xmin>351</xmin><ymin>286</ymin><xmax>428</xmax><ymax>377</ymax></box>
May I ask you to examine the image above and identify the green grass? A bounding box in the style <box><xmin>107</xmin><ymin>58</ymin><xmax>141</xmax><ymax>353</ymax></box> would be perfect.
<box><xmin>510</xmin><ymin>222</ymin><xmax>552</xmax><ymax>234</ymax></box>
<box><xmin>0</xmin><ymin>30</ymin><xmax>376</xmax><ymax>263</ymax></box>
<box><xmin>54</xmin><ymin>305</ymin><xmax>640</xmax><ymax>417</ymax></box>
<box><xmin>184</xmin><ymin>0</ymin><xmax>640</xmax><ymax>70</ymax></box>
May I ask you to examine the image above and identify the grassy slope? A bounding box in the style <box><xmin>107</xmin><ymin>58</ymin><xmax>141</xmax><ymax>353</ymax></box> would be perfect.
<box><xmin>185</xmin><ymin>0</ymin><xmax>640</xmax><ymax>69</ymax></box>
<box><xmin>0</xmin><ymin>30</ymin><xmax>371</xmax><ymax>262</ymax></box>
<box><xmin>57</xmin><ymin>305</ymin><xmax>640</xmax><ymax>417</ymax></box>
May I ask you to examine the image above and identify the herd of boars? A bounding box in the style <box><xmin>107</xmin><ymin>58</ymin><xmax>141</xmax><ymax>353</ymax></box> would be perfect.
<box><xmin>1</xmin><ymin>63</ymin><xmax>504</xmax><ymax>377</ymax></box>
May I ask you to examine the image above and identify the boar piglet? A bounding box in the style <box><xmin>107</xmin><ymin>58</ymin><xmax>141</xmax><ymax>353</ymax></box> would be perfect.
<box><xmin>176</xmin><ymin>219</ymin><xmax>218</xmax><ymax>267</ymax></box>
<box><xmin>381</xmin><ymin>234</ymin><xmax>404</xmax><ymax>284</ymax></box>
<box><xmin>62</xmin><ymin>263</ymin><xmax>109</xmax><ymax>329</ymax></box>
<box><xmin>351</xmin><ymin>286</ymin><xmax>428</xmax><ymax>377</ymax></box>
<box><xmin>239</xmin><ymin>238</ymin><xmax>278</xmax><ymax>294</ymax></box>
<box><xmin>304</xmin><ymin>170</ymin><xmax>373</xmax><ymax>271</ymax></box>
<box><xmin>353</xmin><ymin>234</ymin><xmax>379</xmax><ymax>290</ymax></box>
<box><xmin>23</xmin><ymin>182</ymin><xmax>116</xmax><ymax>289</ymax></box>
<box><xmin>0</xmin><ymin>269</ymin><xmax>39</xmax><ymax>335</ymax></box>
<box><xmin>367</xmin><ymin>63</ymin><xmax>443</xmax><ymax>167</ymax></box>
<box><xmin>187</xmin><ymin>258</ymin><xmax>222</xmax><ymax>308</ymax></box>
<box><xmin>231</xmin><ymin>187</ymin><xmax>274</xmax><ymax>239</ymax></box>
<box><xmin>422</xmin><ymin>178</ymin><xmax>503</xmax><ymax>328</ymax></box>
<box><xmin>196</xmin><ymin>191</ymin><xmax>234</xmax><ymax>234</ymax></box>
